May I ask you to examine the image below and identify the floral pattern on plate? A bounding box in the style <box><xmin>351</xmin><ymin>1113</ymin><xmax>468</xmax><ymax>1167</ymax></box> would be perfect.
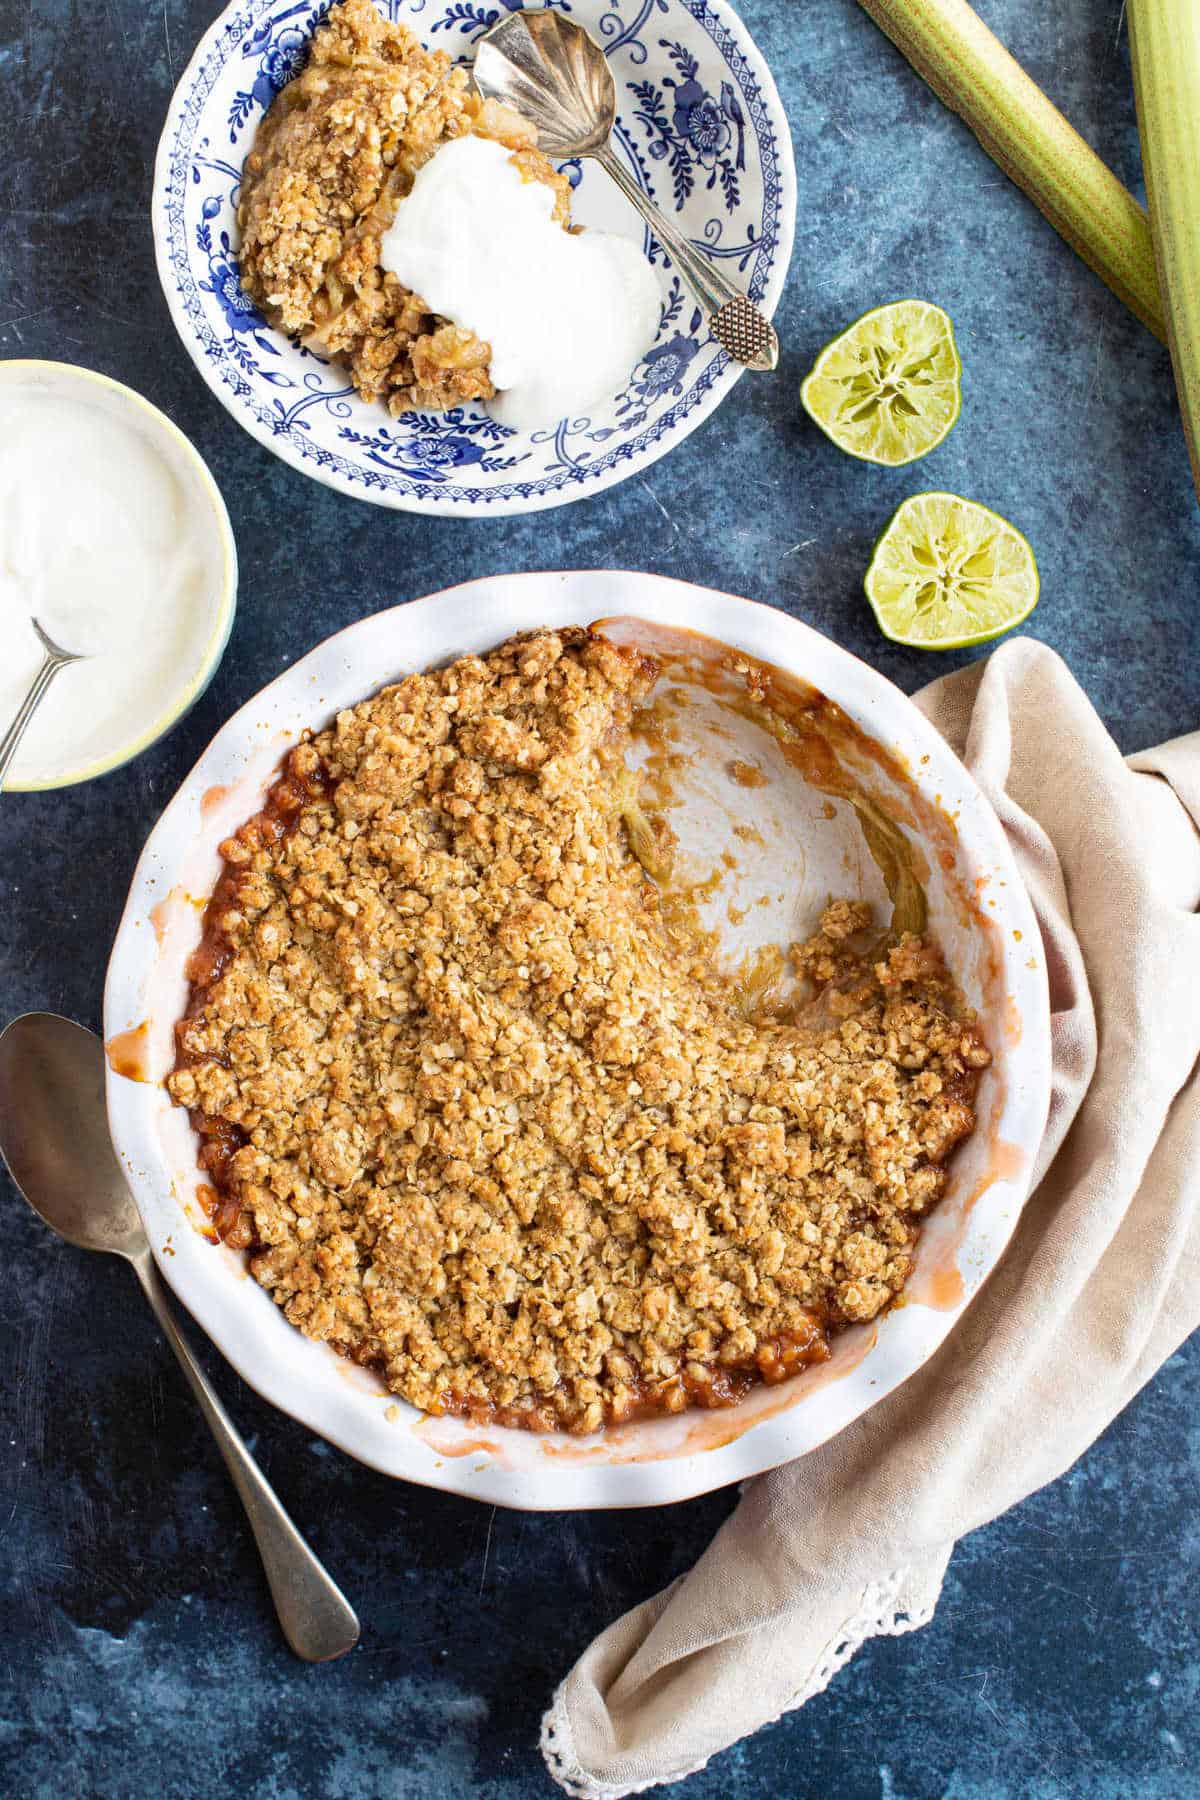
<box><xmin>153</xmin><ymin>0</ymin><xmax>794</xmax><ymax>515</ymax></box>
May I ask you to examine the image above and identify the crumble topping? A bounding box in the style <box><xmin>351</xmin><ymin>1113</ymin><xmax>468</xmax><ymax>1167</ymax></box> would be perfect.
<box><xmin>237</xmin><ymin>0</ymin><xmax>570</xmax><ymax>414</ymax></box>
<box><xmin>168</xmin><ymin>630</ymin><xmax>990</xmax><ymax>1433</ymax></box>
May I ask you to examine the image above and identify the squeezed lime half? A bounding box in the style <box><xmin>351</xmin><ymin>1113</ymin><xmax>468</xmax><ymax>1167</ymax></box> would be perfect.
<box><xmin>801</xmin><ymin>299</ymin><xmax>962</xmax><ymax>466</ymax></box>
<box><xmin>864</xmin><ymin>491</ymin><xmax>1040</xmax><ymax>649</ymax></box>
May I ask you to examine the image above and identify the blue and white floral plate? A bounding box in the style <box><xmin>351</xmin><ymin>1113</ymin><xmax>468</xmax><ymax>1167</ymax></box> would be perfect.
<box><xmin>152</xmin><ymin>0</ymin><xmax>795</xmax><ymax>516</ymax></box>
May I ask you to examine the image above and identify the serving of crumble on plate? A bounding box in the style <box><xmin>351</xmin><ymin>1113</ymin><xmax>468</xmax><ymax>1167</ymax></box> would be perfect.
<box><xmin>151</xmin><ymin>1</ymin><xmax>794</xmax><ymax>514</ymax></box>
<box><xmin>237</xmin><ymin>0</ymin><xmax>571</xmax><ymax>417</ymax></box>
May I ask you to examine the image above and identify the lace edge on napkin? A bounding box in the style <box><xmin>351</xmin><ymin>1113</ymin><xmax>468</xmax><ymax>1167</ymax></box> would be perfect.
<box><xmin>540</xmin><ymin>1562</ymin><xmax>947</xmax><ymax>1800</ymax></box>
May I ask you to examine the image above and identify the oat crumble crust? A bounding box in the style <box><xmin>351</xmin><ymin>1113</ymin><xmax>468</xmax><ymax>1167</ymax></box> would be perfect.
<box><xmin>168</xmin><ymin>630</ymin><xmax>991</xmax><ymax>1434</ymax></box>
<box><xmin>237</xmin><ymin>0</ymin><xmax>571</xmax><ymax>414</ymax></box>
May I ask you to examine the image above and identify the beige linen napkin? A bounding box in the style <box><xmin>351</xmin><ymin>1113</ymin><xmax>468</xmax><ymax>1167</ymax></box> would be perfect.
<box><xmin>542</xmin><ymin>636</ymin><xmax>1200</xmax><ymax>1799</ymax></box>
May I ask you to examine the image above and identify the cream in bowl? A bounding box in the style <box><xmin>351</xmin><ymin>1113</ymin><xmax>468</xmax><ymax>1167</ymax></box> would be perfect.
<box><xmin>379</xmin><ymin>134</ymin><xmax>661</xmax><ymax>430</ymax></box>
<box><xmin>0</xmin><ymin>362</ymin><xmax>236</xmax><ymax>790</ymax></box>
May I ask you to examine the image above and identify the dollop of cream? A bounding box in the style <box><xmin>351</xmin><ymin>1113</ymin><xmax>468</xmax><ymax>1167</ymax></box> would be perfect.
<box><xmin>0</xmin><ymin>386</ymin><xmax>223</xmax><ymax>785</ymax></box>
<box><xmin>379</xmin><ymin>135</ymin><xmax>661</xmax><ymax>430</ymax></box>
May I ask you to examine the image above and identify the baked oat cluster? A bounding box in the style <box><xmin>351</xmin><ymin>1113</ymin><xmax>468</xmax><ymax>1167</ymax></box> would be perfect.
<box><xmin>237</xmin><ymin>0</ymin><xmax>570</xmax><ymax>413</ymax></box>
<box><xmin>169</xmin><ymin>630</ymin><xmax>990</xmax><ymax>1434</ymax></box>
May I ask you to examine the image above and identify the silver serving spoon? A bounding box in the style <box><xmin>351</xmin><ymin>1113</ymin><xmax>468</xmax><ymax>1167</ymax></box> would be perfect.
<box><xmin>0</xmin><ymin>1012</ymin><xmax>360</xmax><ymax>1663</ymax></box>
<box><xmin>0</xmin><ymin>620</ymin><xmax>86</xmax><ymax>792</ymax></box>
<box><xmin>474</xmin><ymin>9</ymin><xmax>780</xmax><ymax>372</ymax></box>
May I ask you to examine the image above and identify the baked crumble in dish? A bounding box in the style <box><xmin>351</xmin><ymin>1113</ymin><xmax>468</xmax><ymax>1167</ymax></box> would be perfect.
<box><xmin>236</xmin><ymin>0</ymin><xmax>570</xmax><ymax>415</ymax></box>
<box><xmin>167</xmin><ymin>629</ymin><xmax>991</xmax><ymax>1434</ymax></box>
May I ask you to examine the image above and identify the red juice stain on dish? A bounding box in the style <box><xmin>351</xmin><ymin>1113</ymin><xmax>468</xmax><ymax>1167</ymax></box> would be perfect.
<box><xmin>410</xmin><ymin>1418</ymin><xmax>502</xmax><ymax>1459</ymax></box>
<box><xmin>150</xmin><ymin>885</ymin><xmax>203</xmax><ymax>944</ymax></box>
<box><xmin>910</xmin><ymin>1264</ymin><xmax>965</xmax><ymax>1310</ymax></box>
<box><xmin>105</xmin><ymin>1020</ymin><xmax>151</xmax><ymax>1082</ymax></box>
<box><xmin>200</xmin><ymin>783</ymin><xmax>232</xmax><ymax>819</ymax></box>
<box><xmin>333</xmin><ymin>1357</ymin><xmax>388</xmax><ymax>1396</ymax></box>
<box><xmin>965</xmin><ymin>1138</ymin><xmax>1026</xmax><ymax>1213</ymax></box>
<box><xmin>905</xmin><ymin>1135</ymin><xmax>1027</xmax><ymax>1313</ymax></box>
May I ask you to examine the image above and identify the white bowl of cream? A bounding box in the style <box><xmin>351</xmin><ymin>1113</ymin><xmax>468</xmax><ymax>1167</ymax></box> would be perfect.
<box><xmin>0</xmin><ymin>361</ymin><xmax>237</xmax><ymax>791</ymax></box>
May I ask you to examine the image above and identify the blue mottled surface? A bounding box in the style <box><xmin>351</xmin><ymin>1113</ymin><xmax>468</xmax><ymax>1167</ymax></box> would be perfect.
<box><xmin>2</xmin><ymin>0</ymin><xmax>1199</xmax><ymax>1794</ymax></box>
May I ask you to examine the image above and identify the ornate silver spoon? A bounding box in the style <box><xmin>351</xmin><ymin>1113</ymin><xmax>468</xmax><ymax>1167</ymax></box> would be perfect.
<box><xmin>474</xmin><ymin>9</ymin><xmax>780</xmax><ymax>372</ymax></box>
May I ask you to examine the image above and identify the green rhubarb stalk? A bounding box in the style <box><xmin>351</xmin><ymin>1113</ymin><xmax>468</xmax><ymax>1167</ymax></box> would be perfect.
<box><xmin>855</xmin><ymin>0</ymin><xmax>1167</xmax><ymax>342</ymax></box>
<box><xmin>1128</xmin><ymin>1</ymin><xmax>1200</xmax><ymax>503</ymax></box>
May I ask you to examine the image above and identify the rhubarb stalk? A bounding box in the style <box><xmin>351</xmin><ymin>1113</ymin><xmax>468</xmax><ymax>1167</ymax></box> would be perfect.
<box><xmin>855</xmin><ymin>0</ymin><xmax>1166</xmax><ymax>342</ymax></box>
<box><xmin>1128</xmin><ymin>0</ymin><xmax>1200</xmax><ymax>502</ymax></box>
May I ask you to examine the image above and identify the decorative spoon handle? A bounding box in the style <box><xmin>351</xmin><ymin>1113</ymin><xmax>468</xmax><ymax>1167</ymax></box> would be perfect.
<box><xmin>131</xmin><ymin>1250</ymin><xmax>360</xmax><ymax>1662</ymax></box>
<box><xmin>594</xmin><ymin>144</ymin><xmax>780</xmax><ymax>371</ymax></box>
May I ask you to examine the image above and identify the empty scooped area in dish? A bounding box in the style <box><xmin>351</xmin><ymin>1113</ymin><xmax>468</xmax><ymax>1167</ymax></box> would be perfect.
<box><xmin>609</xmin><ymin>622</ymin><xmax>922</xmax><ymax>1014</ymax></box>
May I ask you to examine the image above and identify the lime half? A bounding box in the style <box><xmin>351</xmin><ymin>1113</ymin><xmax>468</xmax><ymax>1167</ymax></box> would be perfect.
<box><xmin>865</xmin><ymin>492</ymin><xmax>1039</xmax><ymax>649</ymax></box>
<box><xmin>801</xmin><ymin>299</ymin><xmax>962</xmax><ymax>466</ymax></box>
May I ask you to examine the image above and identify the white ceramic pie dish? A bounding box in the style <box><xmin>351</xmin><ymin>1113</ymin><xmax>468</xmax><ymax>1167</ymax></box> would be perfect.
<box><xmin>104</xmin><ymin>571</ymin><xmax>1050</xmax><ymax>1509</ymax></box>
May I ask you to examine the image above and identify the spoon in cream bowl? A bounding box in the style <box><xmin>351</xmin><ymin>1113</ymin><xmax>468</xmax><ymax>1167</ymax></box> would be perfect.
<box><xmin>0</xmin><ymin>619</ymin><xmax>86</xmax><ymax>792</ymax></box>
<box><xmin>0</xmin><ymin>1012</ymin><xmax>361</xmax><ymax>1663</ymax></box>
<box><xmin>473</xmin><ymin>8</ymin><xmax>781</xmax><ymax>372</ymax></box>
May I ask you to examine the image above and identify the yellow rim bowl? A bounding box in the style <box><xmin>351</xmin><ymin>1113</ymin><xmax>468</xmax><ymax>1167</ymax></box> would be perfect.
<box><xmin>1</xmin><ymin>360</ymin><xmax>238</xmax><ymax>792</ymax></box>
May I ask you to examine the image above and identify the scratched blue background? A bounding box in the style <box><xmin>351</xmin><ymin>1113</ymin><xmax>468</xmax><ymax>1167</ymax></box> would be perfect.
<box><xmin>2</xmin><ymin>0</ymin><xmax>1199</xmax><ymax>1794</ymax></box>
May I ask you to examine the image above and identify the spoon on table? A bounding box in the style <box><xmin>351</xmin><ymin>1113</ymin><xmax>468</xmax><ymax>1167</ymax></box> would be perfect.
<box><xmin>0</xmin><ymin>620</ymin><xmax>86</xmax><ymax>791</ymax></box>
<box><xmin>474</xmin><ymin>9</ymin><xmax>781</xmax><ymax>372</ymax></box>
<box><xmin>0</xmin><ymin>1012</ymin><xmax>360</xmax><ymax>1663</ymax></box>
